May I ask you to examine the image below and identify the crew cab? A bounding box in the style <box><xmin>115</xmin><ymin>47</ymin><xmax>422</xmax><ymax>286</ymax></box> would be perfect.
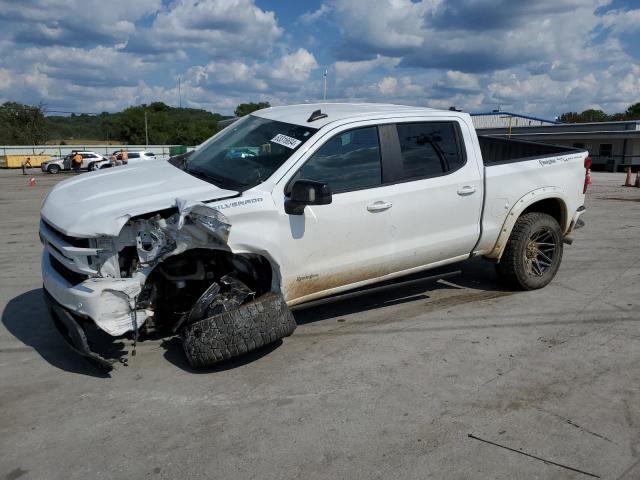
<box><xmin>39</xmin><ymin>103</ymin><xmax>590</xmax><ymax>370</ymax></box>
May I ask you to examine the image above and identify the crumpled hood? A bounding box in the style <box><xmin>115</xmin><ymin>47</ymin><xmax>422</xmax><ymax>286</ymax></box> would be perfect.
<box><xmin>41</xmin><ymin>161</ymin><xmax>238</xmax><ymax>237</ymax></box>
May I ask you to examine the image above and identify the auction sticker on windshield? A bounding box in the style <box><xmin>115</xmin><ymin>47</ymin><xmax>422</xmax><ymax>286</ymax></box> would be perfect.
<box><xmin>271</xmin><ymin>134</ymin><xmax>302</xmax><ymax>149</ymax></box>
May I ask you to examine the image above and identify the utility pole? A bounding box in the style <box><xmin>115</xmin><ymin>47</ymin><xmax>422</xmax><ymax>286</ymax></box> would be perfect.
<box><xmin>144</xmin><ymin>111</ymin><xmax>149</xmax><ymax>146</ymax></box>
<box><xmin>178</xmin><ymin>76</ymin><xmax>182</xmax><ymax>108</ymax></box>
<box><xmin>323</xmin><ymin>70</ymin><xmax>328</xmax><ymax>101</ymax></box>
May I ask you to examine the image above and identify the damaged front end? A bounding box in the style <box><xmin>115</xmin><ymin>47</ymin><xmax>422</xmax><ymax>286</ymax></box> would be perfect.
<box><xmin>41</xmin><ymin>198</ymin><xmax>278</xmax><ymax>370</ymax></box>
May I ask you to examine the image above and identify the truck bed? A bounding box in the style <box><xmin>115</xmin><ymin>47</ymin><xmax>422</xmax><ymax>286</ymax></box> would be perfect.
<box><xmin>474</xmin><ymin>136</ymin><xmax>589</xmax><ymax>255</ymax></box>
<box><xmin>479</xmin><ymin>136</ymin><xmax>582</xmax><ymax>165</ymax></box>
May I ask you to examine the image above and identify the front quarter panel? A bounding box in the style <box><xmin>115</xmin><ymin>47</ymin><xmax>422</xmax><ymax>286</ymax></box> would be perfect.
<box><xmin>206</xmin><ymin>190</ymin><xmax>284</xmax><ymax>289</ymax></box>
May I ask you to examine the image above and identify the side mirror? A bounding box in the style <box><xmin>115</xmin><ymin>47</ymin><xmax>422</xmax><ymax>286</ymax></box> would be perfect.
<box><xmin>285</xmin><ymin>179</ymin><xmax>332</xmax><ymax>215</ymax></box>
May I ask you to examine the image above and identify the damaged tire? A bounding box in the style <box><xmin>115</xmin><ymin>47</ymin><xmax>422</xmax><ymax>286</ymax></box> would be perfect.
<box><xmin>180</xmin><ymin>293</ymin><xmax>296</xmax><ymax>368</ymax></box>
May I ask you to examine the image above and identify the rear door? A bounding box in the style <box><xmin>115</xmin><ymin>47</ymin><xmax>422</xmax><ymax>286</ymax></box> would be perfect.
<box><xmin>127</xmin><ymin>152</ymin><xmax>141</xmax><ymax>164</ymax></box>
<box><xmin>383</xmin><ymin>120</ymin><xmax>483</xmax><ymax>271</ymax></box>
<box><xmin>81</xmin><ymin>153</ymin><xmax>100</xmax><ymax>168</ymax></box>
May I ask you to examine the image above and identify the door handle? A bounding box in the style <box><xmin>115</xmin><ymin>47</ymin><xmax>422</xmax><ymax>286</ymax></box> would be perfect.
<box><xmin>457</xmin><ymin>185</ymin><xmax>477</xmax><ymax>196</ymax></box>
<box><xmin>367</xmin><ymin>201</ymin><xmax>393</xmax><ymax>212</ymax></box>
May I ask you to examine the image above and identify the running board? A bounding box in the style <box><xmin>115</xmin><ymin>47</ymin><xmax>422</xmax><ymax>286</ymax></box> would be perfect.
<box><xmin>292</xmin><ymin>270</ymin><xmax>461</xmax><ymax>310</ymax></box>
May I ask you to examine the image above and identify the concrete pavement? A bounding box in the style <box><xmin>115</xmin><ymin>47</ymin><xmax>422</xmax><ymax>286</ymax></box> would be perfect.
<box><xmin>1</xmin><ymin>169</ymin><xmax>639</xmax><ymax>479</ymax></box>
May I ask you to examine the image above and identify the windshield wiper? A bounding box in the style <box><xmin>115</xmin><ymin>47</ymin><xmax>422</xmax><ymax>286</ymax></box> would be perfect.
<box><xmin>186</xmin><ymin>168</ymin><xmax>242</xmax><ymax>190</ymax></box>
<box><xmin>186</xmin><ymin>168</ymin><xmax>225</xmax><ymax>187</ymax></box>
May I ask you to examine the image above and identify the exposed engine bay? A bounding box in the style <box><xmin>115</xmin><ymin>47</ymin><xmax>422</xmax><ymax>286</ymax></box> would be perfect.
<box><xmin>42</xmin><ymin>199</ymin><xmax>275</xmax><ymax>341</ymax></box>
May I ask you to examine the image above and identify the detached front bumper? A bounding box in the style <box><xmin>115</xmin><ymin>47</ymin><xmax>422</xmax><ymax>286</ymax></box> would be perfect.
<box><xmin>43</xmin><ymin>288</ymin><xmax>117</xmax><ymax>371</ymax></box>
<box><xmin>41</xmin><ymin>251</ymin><xmax>150</xmax><ymax>336</ymax></box>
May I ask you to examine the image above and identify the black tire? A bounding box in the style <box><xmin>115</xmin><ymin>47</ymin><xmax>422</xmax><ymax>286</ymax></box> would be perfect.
<box><xmin>87</xmin><ymin>162</ymin><xmax>95</xmax><ymax>172</ymax></box>
<box><xmin>181</xmin><ymin>292</ymin><xmax>296</xmax><ymax>368</ymax></box>
<box><xmin>495</xmin><ymin>212</ymin><xmax>563</xmax><ymax>290</ymax></box>
<box><xmin>48</xmin><ymin>164</ymin><xmax>61</xmax><ymax>174</ymax></box>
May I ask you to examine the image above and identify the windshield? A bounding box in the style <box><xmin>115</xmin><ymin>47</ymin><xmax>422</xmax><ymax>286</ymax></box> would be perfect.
<box><xmin>183</xmin><ymin>115</ymin><xmax>317</xmax><ymax>191</ymax></box>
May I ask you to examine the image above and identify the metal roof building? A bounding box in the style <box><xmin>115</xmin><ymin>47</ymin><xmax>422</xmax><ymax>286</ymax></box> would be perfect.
<box><xmin>471</xmin><ymin>111</ymin><xmax>559</xmax><ymax>129</ymax></box>
<box><xmin>473</xmin><ymin>112</ymin><xmax>640</xmax><ymax>171</ymax></box>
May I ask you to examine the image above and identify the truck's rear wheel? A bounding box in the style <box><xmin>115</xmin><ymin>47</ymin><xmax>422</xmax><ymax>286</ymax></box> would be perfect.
<box><xmin>495</xmin><ymin>212</ymin><xmax>563</xmax><ymax>290</ymax></box>
<box><xmin>181</xmin><ymin>292</ymin><xmax>296</xmax><ymax>368</ymax></box>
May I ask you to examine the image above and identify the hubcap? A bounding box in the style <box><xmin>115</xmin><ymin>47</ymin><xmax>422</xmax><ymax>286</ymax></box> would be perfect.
<box><xmin>524</xmin><ymin>227</ymin><xmax>557</xmax><ymax>277</ymax></box>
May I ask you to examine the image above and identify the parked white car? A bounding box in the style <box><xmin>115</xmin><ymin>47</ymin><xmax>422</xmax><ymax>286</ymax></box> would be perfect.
<box><xmin>94</xmin><ymin>151</ymin><xmax>158</xmax><ymax>170</ymax></box>
<box><xmin>41</xmin><ymin>151</ymin><xmax>107</xmax><ymax>173</ymax></box>
<box><xmin>39</xmin><ymin>103</ymin><xmax>590</xmax><ymax>370</ymax></box>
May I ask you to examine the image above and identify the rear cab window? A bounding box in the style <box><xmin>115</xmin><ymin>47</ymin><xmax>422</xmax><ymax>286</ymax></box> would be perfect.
<box><xmin>395</xmin><ymin>122</ymin><xmax>466</xmax><ymax>181</ymax></box>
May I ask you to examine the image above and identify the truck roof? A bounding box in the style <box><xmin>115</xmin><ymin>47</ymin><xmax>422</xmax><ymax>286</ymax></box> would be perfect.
<box><xmin>253</xmin><ymin>103</ymin><xmax>440</xmax><ymax>128</ymax></box>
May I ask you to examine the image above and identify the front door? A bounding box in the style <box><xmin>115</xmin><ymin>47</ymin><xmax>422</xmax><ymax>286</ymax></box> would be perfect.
<box><xmin>274</xmin><ymin>125</ymin><xmax>399</xmax><ymax>303</ymax></box>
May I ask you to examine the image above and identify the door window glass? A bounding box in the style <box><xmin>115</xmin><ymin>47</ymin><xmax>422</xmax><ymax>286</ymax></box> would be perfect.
<box><xmin>396</xmin><ymin>122</ymin><xmax>464</xmax><ymax>180</ymax></box>
<box><xmin>298</xmin><ymin>127</ymin><xmax>382</xmax><ymax>193</ymax></box>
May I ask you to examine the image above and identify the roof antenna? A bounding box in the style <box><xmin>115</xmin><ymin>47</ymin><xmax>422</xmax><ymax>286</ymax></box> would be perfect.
<box><xmin>307</xmin><ymin>109</ymin><xmax>328</xmax><ymax>122</ymax></box>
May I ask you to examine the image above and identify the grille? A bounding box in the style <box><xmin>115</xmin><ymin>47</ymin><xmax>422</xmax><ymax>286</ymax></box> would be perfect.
<box><xmin>42</xmin><ymin>220</ymin><xmax>90</xmax><ymax>248</ymax></box>
<box><xmin>49</xmin><ymin>254</ymin><xmax>88</xmax><ymax>285</ymax></box>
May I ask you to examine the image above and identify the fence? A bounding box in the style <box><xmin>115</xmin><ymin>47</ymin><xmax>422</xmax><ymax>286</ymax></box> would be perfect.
<box><xmin>0</xmin><ymin>144</ymin><xmax>196</xmax><ymax>160</ymax></box>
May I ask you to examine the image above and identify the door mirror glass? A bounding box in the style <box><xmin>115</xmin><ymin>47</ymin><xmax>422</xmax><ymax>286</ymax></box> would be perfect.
<box><xmin>285</xmin><ymin>179</ymin><xmax>332</xmax><ymax>215</ymax></box>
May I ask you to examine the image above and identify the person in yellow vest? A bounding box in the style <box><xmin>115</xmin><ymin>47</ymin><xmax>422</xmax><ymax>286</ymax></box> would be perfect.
<box><xmin>21</xmin><ymin>157</ymin><xmax>32</xmax><ymax>175</ymax></box>
<box><xmin>72</xmin><ymin>152</ymin><xmax>83</xmax><ymax>174</ymax></box>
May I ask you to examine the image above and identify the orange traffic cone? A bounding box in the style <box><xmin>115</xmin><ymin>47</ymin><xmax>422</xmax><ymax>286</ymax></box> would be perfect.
<box><xmin>624</xmin><ymin>167</ymin><xmax>633</xmax><ymax>187</ymax></box>
<box><xmin>635</xmin><ymin>170</ymin><xmax>640</xmax><ymax>188</ymax></box>
<box><xmin>29</xmin><ymin>177</ymin><xmax>36</xmax><ymax>187</ymax></box>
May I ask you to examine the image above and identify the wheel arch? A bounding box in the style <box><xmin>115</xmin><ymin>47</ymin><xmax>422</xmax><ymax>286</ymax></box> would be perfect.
<box><xmin>485</xmin><ymin>187</ymin><xmax>568</xmax><ymax>261</ymax></box>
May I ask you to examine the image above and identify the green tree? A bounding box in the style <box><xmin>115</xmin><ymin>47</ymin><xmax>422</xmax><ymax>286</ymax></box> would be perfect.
<box><xmin>557</xmin><ymin>111</ymin><xmax>581</xmax><ymax>123</ymax></box>
<box><xmin>624</xmin><ymin>103</ymin><xmax>640</xmax><ymax>119</ymax></box>
<box><xmin>2</xmin><ymin>101</ymin><xmax>230</xmax><ymax>145</ymax></box>
<box><xmin>579</xmin><ymin>109</ymin><xmax>609</xmax><ymax>122</ymax></box>
<box><xmin>98</xmin><ymin>103</ymin><xmax>225</xmax><ymax>145</ymax></box>
<box><xmin>0</xmin><ymin>102</ymin><xmax>48</xmax><ymax>144</ymax></box>
<box><xmin>234</xmin><ymin>102</ymin><xmax>270</xmax><ymax>117</ymax></box>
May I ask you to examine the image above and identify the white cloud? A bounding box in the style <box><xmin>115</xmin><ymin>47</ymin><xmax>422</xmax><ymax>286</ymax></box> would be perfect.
<box><xmin>187</xmin><ymin>62</ymin><xmax>269</xmax><ymax>92</ymax></box>
<box><xmin>269</xmin><ymin>49</ymin><xmax>319</xmax><ymax>82</ymax></box>
<box><xmin>1</xmin><ymin>0</ymin><xmax>160</xmax><ymax>47</ymax></box>
<box><xmin>331</xmin><ymin>0</ymin><xmax>431</xmax><ymax>52</ymax></box>
<box><xmin>601</xmin><ymin>7</ymin><xmax>640</xmax><ymax>33</ymax></box>
<box><xmin>443</xmin><ymin>71</ymin><xmax>480</xmax><ymax>90</ymax></box>
<box><xmin>186</xmin><ymin>48</ymin><xmax>318</xmax><ymax>95</ymax></box>
<box><xmin>333</xmin><ymin>55</ymin><xmax>401</xmax><ymax>83</ymax></box>
<box><xmin>377</xmin><ymin>76</ymin><xmax>398</xmax><ymax>95</ymax></box>
<box><xmin>0</xmin><ymin>68</ymin><xmax>10</xmax><ymax>91</ymax></box>
<box><xmin>300</xmin><ymin>4</ymin><xmax>333</xmax><ymax>25</ymax></box>
<box><xmin>1</xmin><ymin>0</ymin><xmax>639</xmax><ymax>118</ymax></box>
<box><xmin>127</xmin><ymin>0</ymin><xmax>282</xmax><ymax>58</ymax></box>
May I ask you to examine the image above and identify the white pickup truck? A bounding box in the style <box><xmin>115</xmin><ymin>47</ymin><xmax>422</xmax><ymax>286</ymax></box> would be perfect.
<box><xmin>39</xmin><ymin>103</ymin><xmax>591</xmax><ymax>370</ymax></box>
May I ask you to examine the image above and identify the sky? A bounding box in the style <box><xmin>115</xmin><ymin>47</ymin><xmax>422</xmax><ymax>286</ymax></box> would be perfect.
<box><xmin>0</xmin><ymin>0</ymin><xmax>639</xmax><ymax>118</ymax></box>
